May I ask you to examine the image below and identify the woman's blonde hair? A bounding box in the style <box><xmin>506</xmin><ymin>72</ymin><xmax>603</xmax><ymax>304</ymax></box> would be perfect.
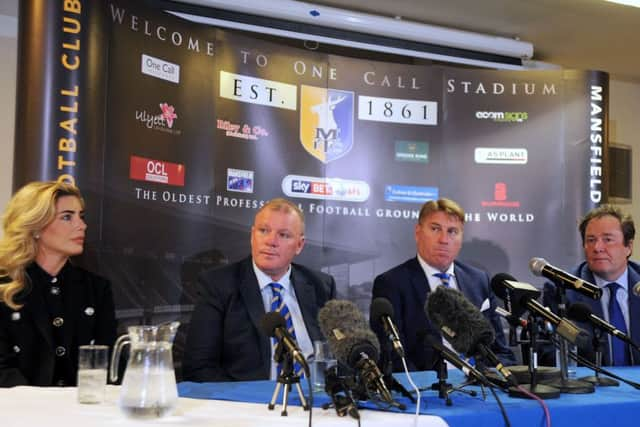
<box><xmin>0</xmin><ymin>181</ymin><xmax>84</xmax><ymax>309</ymax></box>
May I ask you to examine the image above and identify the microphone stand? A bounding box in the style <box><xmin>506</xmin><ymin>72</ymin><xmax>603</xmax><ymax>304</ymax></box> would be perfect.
<box><xmin>268</xmin><ymin>341</ymin><xmax>309</xmax><ymax>416</ymax></box>
<box><xmin>430</xmin><ymin>350</ymin><xmax>479</xmax><ymax>406</ymax></box>
<box><xmin>579</xmin><ymin>328</ymin><xmax>619</xmax><ymax>386</ymax></box>
<box><xmin>381</xmin><ymin>342</ymin><xmax>416</xmax><ymax>403</ymax></box>
<box><xmin>509</xmin><ymin>313</ymin><xmax>561</xmax><ymax>399</ymax></box>
<box><xmin>545</xmin><ymin>286</ymin><xmax>594</xmax><ymax>394</ymax></box>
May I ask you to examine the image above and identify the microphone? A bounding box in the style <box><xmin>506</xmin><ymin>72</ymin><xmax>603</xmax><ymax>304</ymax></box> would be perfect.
<box><xmin>324</xmin><ymin>366</ymin><xmax>360</xmax><ymax>419</ymax></box>
<box><xmin>425</xmin><ymin>334</ymin><xmax>490</xmax><ymax>386</ymax></box>
<box><xmin>529</xmin><ymin>257</ymin><xmax>602</xmax><ymax>300</ymax></box>
<box><xmin>259</xmin><ymin>311</ymin><xmax>309</xmax><ymax>375</ymax></box>
<box><xmin>495</xmin><ymin>306</ymin><xmax>528</xmax><ymax>328</ymax></box>
<box><xmin>318</xmin><ymin>300</ymin><xmax>393</xmax><ymax>404</ymax></box>
<box><xmin>370</xmin><ymin>297</ymin><xmax>405</xmax><ymax>358</ymax></box>
<box><xmin>490</xmin><ymin>273</ymin><xmax>586</xmax><ymax>346</ymax></box>
<box><xmin>425</xmin><ymin>286</ymin><xmax>517</xmax><ymax>386</ymax></box>
<box><xmin>567</xmin><ymin>302</ymin><xmax>640</xmax><ymax>351</ymax></box>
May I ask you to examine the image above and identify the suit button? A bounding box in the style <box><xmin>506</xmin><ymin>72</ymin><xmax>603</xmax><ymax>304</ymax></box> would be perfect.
<box><xmin>50</xmin><ymin>286</ymin><xmax>60</xmax><ymax>295</ymax></box>
<box><xmin>84</xmin><ymin>307</ymin><xmax>95</xmax><ymax>316</ymax></box>
<box><xmin>52</xmin><ymin>317</ymin><xmax>64</xmax><ymax>327</ymax></box>
<box><xmin>13</xmin><ymin>345</ymin><xmax>20</xmax><ymax>353</ymax></box>
<box><xmin>11</xmin><ymin>312</ymin><xmax>20</xmax><ymax>321</ymax></box>
<box><xmin>51</xmin><ymin>277</ymin><xmax>58</xmax><ymax>283</ymax></box>
<box><xmin>55</xmin><ymin>346</ymin><xmax>66</xmax><ymax>357</ymax></box>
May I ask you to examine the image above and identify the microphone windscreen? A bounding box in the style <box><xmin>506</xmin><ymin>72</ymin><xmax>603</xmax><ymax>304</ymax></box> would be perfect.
<box><xmin>328</xmin><ymin>328</ymin><xmax>380</xmax><ymax>366</ymax></box>
<box><xmin>318</xmin><ymin>299</ymin><xmax>368</xmax><ymax>337</ymax></box>
<box><xmin>529</xmin><ymin>257</ymin><xmax>547</xmax><ymax>276</ymax></box>
<box><xmin>567</xmin><ymin>302</ymin><xmax>593</xmax><ymax>323</ymax></box>
<box><xmin>259</xmin><ymin>311</ymin><xmax>286</xmax><ymax>338</ymax></box>
<box><xmin>369</xmin><ymin>297</ymin><xmax>394</xmax><ymax>324</ymax></box>
<box><xmin>425</xmin><ymin>286</ymin><xmax>495</xmax><ymax>355</ymax></box>
<box><xmin>490</xmin><ymin>273</ymin><xmax>517</xmax><ymax>299</ymax></box>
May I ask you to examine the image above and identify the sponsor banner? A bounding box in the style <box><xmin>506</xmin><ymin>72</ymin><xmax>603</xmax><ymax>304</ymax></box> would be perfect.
<box><xmin>216</xmin><ymin>119</ymin><xmax>269</xmax><ymax>141</ymax></box>
<box><xmin>384</xmin><ymin>185</ymin><xmax>438</xmax><ymax>204</ymax></box>
<box><xmin>281</xmin><ymin>174</ymin><xmax>370</xmax><ymax>202</ymax></box>
<box><xmin>219</xmin><ymin>70</ymin><xmax>297</xmax><ymax>110</ymax></box>
<box><xmin>475</xmin><ymin>111</ymin><xmax>528</xmax><ymax>122</ymax></box>
<box><xmin>135</xmin><ymin>102</ymin><xmax>181</xmax><ymax>135</ymax></box>
<box><xmin>141</xmin><ymin>54</ymin><xmax>180</xmax><ymax>84</ymax></box>
<box><xmin>129</xmin><ymin>155</ymin><xmax>185</xmax><ymax>186</ymax></box>
<box><xmin>299</xmin><ymin>85</ymin><xmax>354</xmax><ymax>163</ymax></box>
<box><xmin>358</xmin><ymin>95</ymin><xmax>437</xmax><ymax>125</ymax></box>
<box><xmin>227</xmin><ymin>168</ymin><xmax>254</xmax><ymax>193</ymax></box>
<box><xmin>474</xmin><ymin>147</ymin><xmax>528</xmax><ymax>164</ymax></box>
<box><xmin>481</xmin><ymin>182</ymin><xmax>520</xmax><ymax>207</ymax></box>
<box><xmin>395</xmin><ymin>141</ymin><xmax>429</xmax><ymax>163</ymax></box>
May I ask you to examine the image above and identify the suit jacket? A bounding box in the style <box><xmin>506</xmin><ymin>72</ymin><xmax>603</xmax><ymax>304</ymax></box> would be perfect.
<box><xmin>542</xmin><ymin>260</ymin><xmax>640</xmax><ymax>366</ymax></box>
<box><xmin>182</xmin><ymin>256</ymin><xmax>336</xmax><ymax>382</ymax></box>
<box><xmin>371</xmin><ymin>257</ymin><xmax>516</xmax><ymax>372</ymax></box>
<box><xmin>0</xmin><ymin>263</ymin><xmax>117</xmax><ymax>387</ymax></box>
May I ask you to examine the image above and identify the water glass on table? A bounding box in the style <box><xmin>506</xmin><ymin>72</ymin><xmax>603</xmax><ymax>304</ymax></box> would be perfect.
<box><xmin>77</xmin><ymin>344</ymin><xmax>109</xmax><ymax>404</ymax></box>
<box><xmin>311</xmin><ymin>340</ymin><xmax>337</xmax><ymax>392</ymax></box>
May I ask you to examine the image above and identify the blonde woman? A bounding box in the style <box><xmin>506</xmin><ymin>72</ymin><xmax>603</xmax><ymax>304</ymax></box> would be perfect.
<box><xmin>0</xmin><ymin>181</ymin><xmax>116</xmax><ymax>387</ymax></box>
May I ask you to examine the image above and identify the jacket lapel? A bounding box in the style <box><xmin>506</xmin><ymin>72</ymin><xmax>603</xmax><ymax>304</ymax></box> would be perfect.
<box><xmin>408</xmin><ymin>257</ymin><xmax>430</xmax><ymax>301</ymax></box>
<box><xmin>238</xmin><ymin>259</ymin><xmax>271</xmax><ymax>374</ymax></box>
<box><xmin>291</xmin><ymin>267</ymin><xmax>320</xmax><ymax>341</ymax></box>
<box><xmin>626</xmin><ymin>265</ymin><xmax>640</xmax><ymax>364</ymax></box>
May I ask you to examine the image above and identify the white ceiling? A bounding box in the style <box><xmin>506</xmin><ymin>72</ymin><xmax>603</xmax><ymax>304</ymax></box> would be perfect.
<box><xmin>306</xmin><ymin>0</ymin><xmax>640</xmax><ymax>82</ymax></box>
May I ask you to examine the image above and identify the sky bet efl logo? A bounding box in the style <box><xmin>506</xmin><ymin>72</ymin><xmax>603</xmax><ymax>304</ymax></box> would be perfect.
<box><xmin>300</xmin><ymin>85</ymin><xmax>354</xmax><ymax>163</ymax></box>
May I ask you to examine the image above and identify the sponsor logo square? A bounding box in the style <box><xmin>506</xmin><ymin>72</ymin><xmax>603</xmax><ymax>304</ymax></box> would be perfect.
<box><xmin>395</xmin><ymin>141</ymin><xmax>429</xmax><ymax>163</ymax></box>
<box><xmin>227</xmin><ymin>168</ymin><xmax>254</xmax><ymax>193</ymax></box>
<box><xmin>141</xmin><ymin>54</ymin><xmax>180</xmax><ymax>84</ymax></box>
<box><xmin>129</xmin><ymin>155</ymin><xmax>185</xmax><ymax>187</ymax></box>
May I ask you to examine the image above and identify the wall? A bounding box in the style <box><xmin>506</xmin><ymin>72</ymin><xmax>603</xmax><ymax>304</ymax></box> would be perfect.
<box><xmin>0</xmin><ymin>12</ymin><xmax>18</xmax><ymax>239</ymax></box>
<box><xmin>610</xmin><ymin>80</ymin><xmax>640</xmax><ymax>256</ymax></box>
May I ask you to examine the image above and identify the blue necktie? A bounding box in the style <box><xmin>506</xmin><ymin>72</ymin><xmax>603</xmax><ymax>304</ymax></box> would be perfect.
<box><xmin>607</xmin><ymin>282</ymin><xmax>630</xmax><ymax>366</ymax></box>
<box><xmin>269</xmin><ymin>283</ymin><xmax>304</xmax><ymax>377</ymax></box>
<box><xmin>434</xmin><ymin>272</ymin><xmax>451</xmax><ymax>287</ymax></box>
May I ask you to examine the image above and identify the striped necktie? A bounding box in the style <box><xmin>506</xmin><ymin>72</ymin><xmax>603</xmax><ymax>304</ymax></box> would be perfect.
<box><xmin>434</xmin><ymin>272</ymin><xmax>451</xmax><ymax>287</ymax></box>
<box><xmin>269</xmin><ymin>282</ymin><xmax>304</xmax><ymax>377</ymax></box>
<box><xmin>607</xmin><ymin>282</ymin><xmax>630</xmax><ymax>366</ymax></box>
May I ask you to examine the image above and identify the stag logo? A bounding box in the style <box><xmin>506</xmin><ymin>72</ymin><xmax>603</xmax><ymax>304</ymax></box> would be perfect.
<box><xmin>300</xmin><ymin>85</ymin><xmax>354</xmax><ymax>163</ymax></box>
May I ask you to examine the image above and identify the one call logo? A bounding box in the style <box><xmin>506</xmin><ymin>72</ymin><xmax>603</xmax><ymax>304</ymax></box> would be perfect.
<box><xmin>129</xmin><ymin>155</ymin><xmax>185</xmax><ymax>187</ymax></box>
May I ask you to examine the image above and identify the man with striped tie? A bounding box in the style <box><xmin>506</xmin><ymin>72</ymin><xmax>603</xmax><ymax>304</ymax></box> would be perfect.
<box><xmin>183</xmin><ymin>198</ymin><xmax>336</xmax><ymax>382</ymax></box>
<box><xmin>371</xmin><ymin>198</ymin><xmax>515</xmax><ymax>372</ymax></box>
<box><xmin>542</xmin><ymin>205</ymin><xmax>640</xmax><ymax>366</ymax></box>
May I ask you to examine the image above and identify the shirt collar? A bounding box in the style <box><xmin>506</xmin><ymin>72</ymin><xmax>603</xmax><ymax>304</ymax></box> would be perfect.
<box><xmin>416</xmin><ymin>254</ymin><xmax>455</xmax><ymax>279</ymax></box>
<box><xmin>592</xmin><ymin>267</ymin><xmax>629</xmax><ymax>290</ymax></box>
<box><xmin>253</xmin><ymin>260</ymin><xmax>292</xmax><ymax>291</ymax></box>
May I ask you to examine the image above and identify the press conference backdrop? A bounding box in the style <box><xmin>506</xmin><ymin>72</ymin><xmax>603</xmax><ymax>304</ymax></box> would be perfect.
<box><xmin>15</xmin><ymin>1</ymin><xmax>606</xmax><ymax>337</ymax></box>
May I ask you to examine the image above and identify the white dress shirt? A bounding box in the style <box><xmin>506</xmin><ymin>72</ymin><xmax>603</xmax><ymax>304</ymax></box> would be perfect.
<box><xmin>253</xmin><ymin>262</ymin><xmax>314</xmax><ymax>380</ymax></box>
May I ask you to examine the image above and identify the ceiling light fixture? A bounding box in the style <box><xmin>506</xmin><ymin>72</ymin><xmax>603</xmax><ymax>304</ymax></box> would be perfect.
<box><xmin>604</xmin><ymin>0</ymin><xmax>640</xmax><ymax>8</ymax></box>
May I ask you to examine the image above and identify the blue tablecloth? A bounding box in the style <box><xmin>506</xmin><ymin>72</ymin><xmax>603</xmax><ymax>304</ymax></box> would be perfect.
<box><xmin>179</xmin><ymin>367</ymin><xmax>640</xmax><ymax>427</ymax></box>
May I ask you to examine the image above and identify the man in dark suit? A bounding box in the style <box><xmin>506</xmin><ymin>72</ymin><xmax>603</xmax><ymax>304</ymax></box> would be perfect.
<box><xmin>371</xmin><ymin>198</ymin><xmax>515</xmax><ymax>372</ymax></box>
<box><xmin>183</xmin><ymin>198</ymin><xmax>336</xmax><ymax>382</ymax></box>
<box><xmin>543</xmin><ymin>205</ymin><xmax>640</xmax><ymax>366</ymax></box>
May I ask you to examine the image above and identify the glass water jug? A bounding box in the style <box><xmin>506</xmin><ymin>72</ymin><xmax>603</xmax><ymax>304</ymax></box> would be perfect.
<box><xmin>109</xmin><ymin>321</ymin><xmax>180</xmax><ymax>419</ymax></box>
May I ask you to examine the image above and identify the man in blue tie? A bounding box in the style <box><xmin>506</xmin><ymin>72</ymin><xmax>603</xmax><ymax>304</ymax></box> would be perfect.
<box><xmin>543</xmin><ymin>205</ymin><xmax>640</xmax><ymax>366</ymax></box>
<box><xmin>371</xmin><ymin>198</ymin><xmax>515</xmax><ymax>372</ymax></box>
<box><xmin>183</xmin><ymin>198</ymin><xmax>336</xmax><ymax>381</ymax></box>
